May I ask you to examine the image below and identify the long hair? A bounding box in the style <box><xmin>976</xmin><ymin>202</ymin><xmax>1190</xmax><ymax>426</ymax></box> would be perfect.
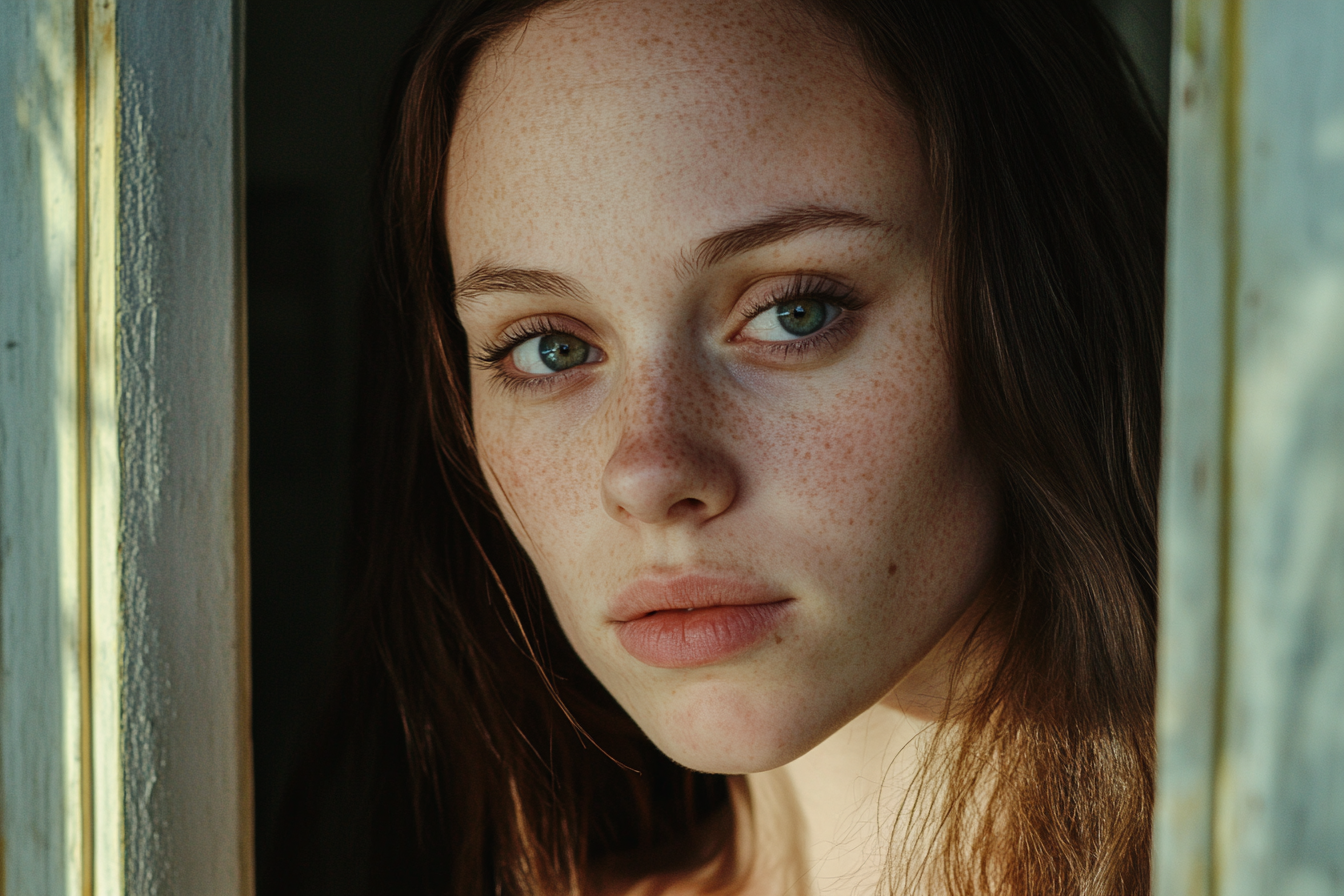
<box><xmin>265</xmin><ymin>2</ymin><xmax>1165</xmax><ymax>894</ymax></box>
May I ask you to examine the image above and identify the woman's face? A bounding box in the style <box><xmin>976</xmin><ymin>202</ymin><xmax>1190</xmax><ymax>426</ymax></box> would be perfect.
<box><xmin>447</xmin><ymin>0</ymin><xmax>998</xmax><ymax>775</ymax></box>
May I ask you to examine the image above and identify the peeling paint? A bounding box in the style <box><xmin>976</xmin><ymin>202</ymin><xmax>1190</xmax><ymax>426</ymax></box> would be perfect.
<box><xmin>113</xmin><ymin>1</ymin><xmax>247</xmax><ymax>892</ymax></box>
<box><xmin>5</xmin><ymin>0</ymin><xmax>245</xmax><ymax>892</ymax></box>
<box><xmin>117</xmin><ymin>61</ymin><xmax>171</xmax><ymax>896</ymax></box>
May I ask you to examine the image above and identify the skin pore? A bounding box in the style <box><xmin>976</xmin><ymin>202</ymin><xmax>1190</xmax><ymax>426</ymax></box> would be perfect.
<box><xmin>445</xmin><ymin>0</ymin><xmax>1000</xmax><ymax>891</ymax></box>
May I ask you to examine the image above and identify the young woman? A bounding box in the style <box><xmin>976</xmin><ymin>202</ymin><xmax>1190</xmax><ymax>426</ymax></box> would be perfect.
<box><xmin>270</xmin><ymin>1</ymin><xmax>1165</xmax><ymax>893</ymax></box>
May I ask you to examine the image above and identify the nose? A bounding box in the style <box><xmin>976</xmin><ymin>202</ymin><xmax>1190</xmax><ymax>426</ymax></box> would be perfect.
<box><xmin>600</xmin><ymin>377</ymin><xmax>738</xmax><ymax>527</ymax></box>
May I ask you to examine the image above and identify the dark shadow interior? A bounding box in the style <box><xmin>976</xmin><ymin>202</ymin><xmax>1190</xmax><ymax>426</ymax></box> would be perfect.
<box><xmin>245</xmin><ymin>0</ymin><xmax>437</xmax><ymax>883</ymax></box>
<box><xmin>246</xmin><ymin>0</ymin><xmax>1171</xmax><ymax>889</ymax></box>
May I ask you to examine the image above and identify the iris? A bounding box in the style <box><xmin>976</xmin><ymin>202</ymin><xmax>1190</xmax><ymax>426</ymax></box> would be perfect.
<box><xmin>776</xmin><ymin>298</ymin><xmax>828</xmax><ymax>336</ymax></box>
<box><xmin>538</xmin><ymin>333</ymin><xmax>590</xmax><ymax>371</ymax></box>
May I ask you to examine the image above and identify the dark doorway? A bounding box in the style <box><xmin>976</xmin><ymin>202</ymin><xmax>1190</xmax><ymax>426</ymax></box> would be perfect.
<box><xmin>245</xmin><ymin>0</ymin><xmax>436</xmax><ymax>887</ymax></box>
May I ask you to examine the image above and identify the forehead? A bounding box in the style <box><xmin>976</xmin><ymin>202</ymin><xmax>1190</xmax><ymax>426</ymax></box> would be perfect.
<box><xmin>445</xmin><ymin>0</ymin><xmax>927</xmax><ymax>270</ymax></box>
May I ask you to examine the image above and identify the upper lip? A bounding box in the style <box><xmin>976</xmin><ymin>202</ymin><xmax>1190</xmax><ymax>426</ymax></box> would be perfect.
<box><xmin>609</xmin><ymin>573</ymin><xmax>791</xmax><ymax>623</ymax></box>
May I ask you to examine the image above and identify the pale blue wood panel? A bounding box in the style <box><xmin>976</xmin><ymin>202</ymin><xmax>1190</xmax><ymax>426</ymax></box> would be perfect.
<box><xmin>1157</xmin><ymin>2</ymin><xmax>1344</xmax><ymax>895</ymax></box>
<box><xmin>1154</xmin><ymin>1</ymin><xmax>1233</xmax><ymax>893</ymax></box>
<box><xmin>6</xmin><ymin>1</ymin><xmax>249</xmax><ymax>891</ymax></box>
<box><xmin>1219</xmin><ymin>3</ymin><xmax>1344</xmax><ymax>893</ymax></box>
<box><xmin>0</xmin><ymin>1</ymin><xmax>84</xmax><ymax>893</ymax></box>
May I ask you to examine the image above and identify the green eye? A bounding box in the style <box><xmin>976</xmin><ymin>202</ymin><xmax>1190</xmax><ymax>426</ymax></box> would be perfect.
<box><xmin>742</xmin><ymin>295</ymin><xmax>839</xmax><ymax>343</ymax></box>
<box><xmin>775</xmin><ymin>299</ymin><xmax>828</xmax><ymax>336</ymax></box>
<box><xmin>538</xmin><ymin>333</ymin><xmax>588</xmax><ymax>370</ymax></box>
<box><xmin>512</xmin><ymin>332</ymin><xmax>592</xmax><ymax>374</ymax></box>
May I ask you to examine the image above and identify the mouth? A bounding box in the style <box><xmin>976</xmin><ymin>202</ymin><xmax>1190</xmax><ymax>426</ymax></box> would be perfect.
<box><xmin>610</xmin><ymin>574</ymin><xmax>794</xmax><ymax>669</ymax></box>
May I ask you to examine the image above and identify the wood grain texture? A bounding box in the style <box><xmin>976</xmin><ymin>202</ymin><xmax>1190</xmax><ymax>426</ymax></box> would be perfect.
<box><xmin>1155</xmin><ymin>2</ymin><xmax>1233</xmax><ymax>892</ymax></box>
<box><xmin>1157</xmin><ymin>3</ymin><xmax>1344</xmax><ymax>895</ymax></box>
<box><xmin>87</xmin><ymin>2</ymin><xmax>123</xmax><ymax>894</ymax></box>
<box><xmin>1217</xmin><ymin>3</ymin><xmax>1344</xmax><ymax>893</ymax></box>
<box><xmin>0</xmin><ymin>1</ymin><xmax>85</xmax><ymax>893</ymax></box>
<box><xmin>2</xmin><ymin>2</ymin><xmax>249</xmax><ymax>893</ymax></box>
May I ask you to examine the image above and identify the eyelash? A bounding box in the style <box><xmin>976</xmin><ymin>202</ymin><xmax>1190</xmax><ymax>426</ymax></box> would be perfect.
<box><xmin>473</xmin><ymin>275</ymin><xmax>860</xmax><ymax>392</ymax></box>
<box><xmin>472</xmin><ymin>315</ymin><xmax>576</xmax><ymax>369</ymax></box>
<box><xmin>733</xmin><ymin>275</ymin><xmax>861</xmax><ymax>358</ymax></box>
<box><xmin>470</xmin><ymin>315</ymin><xmax>591</xmax><ymax>394</ymax></box>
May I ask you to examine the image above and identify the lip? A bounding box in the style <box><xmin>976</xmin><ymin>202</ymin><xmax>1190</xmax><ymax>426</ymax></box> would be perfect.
<box><xmin>610</xmin><ymin>574</ymin><xmax>793</xmax><ymax>669</ymax></box>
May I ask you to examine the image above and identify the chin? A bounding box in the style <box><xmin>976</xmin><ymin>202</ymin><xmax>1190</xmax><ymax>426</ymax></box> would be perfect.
<box><xmin>629</xmin><ymin>678</ymin><xmax>840</xmax><ymax>775</ymax></box>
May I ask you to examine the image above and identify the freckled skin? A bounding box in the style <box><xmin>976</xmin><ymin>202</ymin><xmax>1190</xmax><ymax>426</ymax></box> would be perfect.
<box><xmin>448</xmin><ymin>0</ymin><xmax>999</xmax><ymax>774</ymax></box>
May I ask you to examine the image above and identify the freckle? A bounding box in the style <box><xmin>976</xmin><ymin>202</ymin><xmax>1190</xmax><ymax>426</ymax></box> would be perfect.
<box><xmin>774</xmin><ymin>634</ymin><xmax>783</xmax><ymax>645</ymax></box>
<box><xmin>887</xmin><ymin>563</ymin><xmax>897</xmax><ymax>576</ymax></box>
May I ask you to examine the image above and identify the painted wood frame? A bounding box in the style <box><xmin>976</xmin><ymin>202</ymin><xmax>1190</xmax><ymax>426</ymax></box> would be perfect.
<box><xmin>1</xmin><ymin>0</ymin><xmax>251</xmax><ymax>893</ymax></box>
<box><xmin>8</xmin><ymin>0</ymin><xmax>1344</xmax><ymax>893</ymax></box>
<box><xmin>1155</xmin><ymin>1</ymin><xmax>1344</xmax><ymax>894</ymax></box>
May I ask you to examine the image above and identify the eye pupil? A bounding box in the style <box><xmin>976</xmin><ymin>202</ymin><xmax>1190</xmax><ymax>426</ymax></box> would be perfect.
<box><xmin>776</xmin><ymin>298</ymin><xmax>827</xmax><ymax>336</ymax></box>
<box><xmin>538</xmin><ymin>333</ymin><xmax>590</xmax><ymax>371</ymax></box>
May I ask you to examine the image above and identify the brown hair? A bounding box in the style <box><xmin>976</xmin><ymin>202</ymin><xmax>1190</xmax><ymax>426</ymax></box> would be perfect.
<box><xmin>266</xmin><ymin>1</ymin><xmax>1165</xmax><ymax>894</ymax></box>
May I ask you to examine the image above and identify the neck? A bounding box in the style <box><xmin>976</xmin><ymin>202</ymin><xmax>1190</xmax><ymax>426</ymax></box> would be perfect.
<box><xmin>744</xmin><ymin>698</ymin><xmax>934</xmax><ymax>896</ymax></box>
<box><xmin>736</xmin><ymin>592</ymin><xmax>991</xmax><ymax>896</ymax></box>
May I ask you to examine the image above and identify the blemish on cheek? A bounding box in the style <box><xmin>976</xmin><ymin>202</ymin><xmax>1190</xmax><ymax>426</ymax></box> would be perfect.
<box><xmin>774</xmin><ymin>634</ymin><xmax>783</xmax><ymax>645</ymax></box>
<box><xmin>887</xmin><ymin>563</ymin><xmax>897</xmax><ymax>576</ymax></box>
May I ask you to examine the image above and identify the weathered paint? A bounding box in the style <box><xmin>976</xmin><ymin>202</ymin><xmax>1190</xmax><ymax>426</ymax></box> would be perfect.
<box><xmin>115</xmin><ymin>0</ymin><xmax>250</xmax><ymax>892</ymax></box>
<box><xmin>88</xmin><ymin>2</ymin><xmax>123</xmax><ymax>893</ymax></box>
<box><xmin>1216</xmin><ymin>2</ymin><xmax>1344</xmax><ymax>892</ymax></box>
<box><xmin>1157</xmin><ymin>2</ymin><xmax>1344</xmax><ymax>895</ymax></box>
<box><xmin>1154</xmin><ymin>2</ymin><xmax>1233</xmax><ymax>894</ymax></box>
<box><xmin>2</xmin><ymin>0</ymin><xmax>250</xmax><ymax>893</ymax></box>
<box><xmin>0</xmin><ymin>1</ymin><xmax>85</xmax><ymax>893</ymax></box>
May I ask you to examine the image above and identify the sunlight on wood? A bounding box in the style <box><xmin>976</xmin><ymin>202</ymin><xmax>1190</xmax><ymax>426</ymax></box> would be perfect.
<box><xmin>1</xmin><ymin>1</ymin><xmax>249</xmax><ymax>893</ymax></box>
<box><xmin>1157</xmin><ymin>2</ymin><xmax>1344</xmax><ymax>894</ymax></box>
<box><xmin>0</xmin><ymin>2</ymin><xmax>84</xmax><ymax>893</ymax></box>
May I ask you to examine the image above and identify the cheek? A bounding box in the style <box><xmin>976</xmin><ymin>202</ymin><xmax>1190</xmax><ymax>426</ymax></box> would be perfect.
<box><xmin>758</xmin><ymin>344</ymin><xmax>964</xmax><ymax>546</ymax></box>
<box><xmin>472</xmin><ymin>384</ymin><xmax>610</xmax><ymax>574</ymax></box>
<box><xmin>737</xmin><ymin>326</ymin><xmax>994</xmax><ymax>638</ymax></box>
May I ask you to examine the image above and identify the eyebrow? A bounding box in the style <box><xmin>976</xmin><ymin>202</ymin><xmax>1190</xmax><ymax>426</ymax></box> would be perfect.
<box><xmin>452</xmin><ymin>205</ymin><xmax>894</xmax><ymax>306</ymax></box>
<box><xmin>687</xmin><ymin>205</ymin><xmax>895</xmax><ymax>270</ymax></box>
<box><xmin>453</xmin><ymin>266</ymin><xmax>591</xmax><ymax>306</ymax></box>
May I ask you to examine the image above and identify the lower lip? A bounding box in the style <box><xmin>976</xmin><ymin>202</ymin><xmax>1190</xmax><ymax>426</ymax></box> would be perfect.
<box><xmin>615</xmin><ymin>601</ymin><xmax>792</xmax><ymax>669</ymax></box>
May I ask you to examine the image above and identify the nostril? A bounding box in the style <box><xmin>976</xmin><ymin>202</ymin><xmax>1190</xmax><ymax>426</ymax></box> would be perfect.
<box><xmin>667</xmin><ymin>497</ymin><xmax>708</xmax><ymax>520</ymax></box>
